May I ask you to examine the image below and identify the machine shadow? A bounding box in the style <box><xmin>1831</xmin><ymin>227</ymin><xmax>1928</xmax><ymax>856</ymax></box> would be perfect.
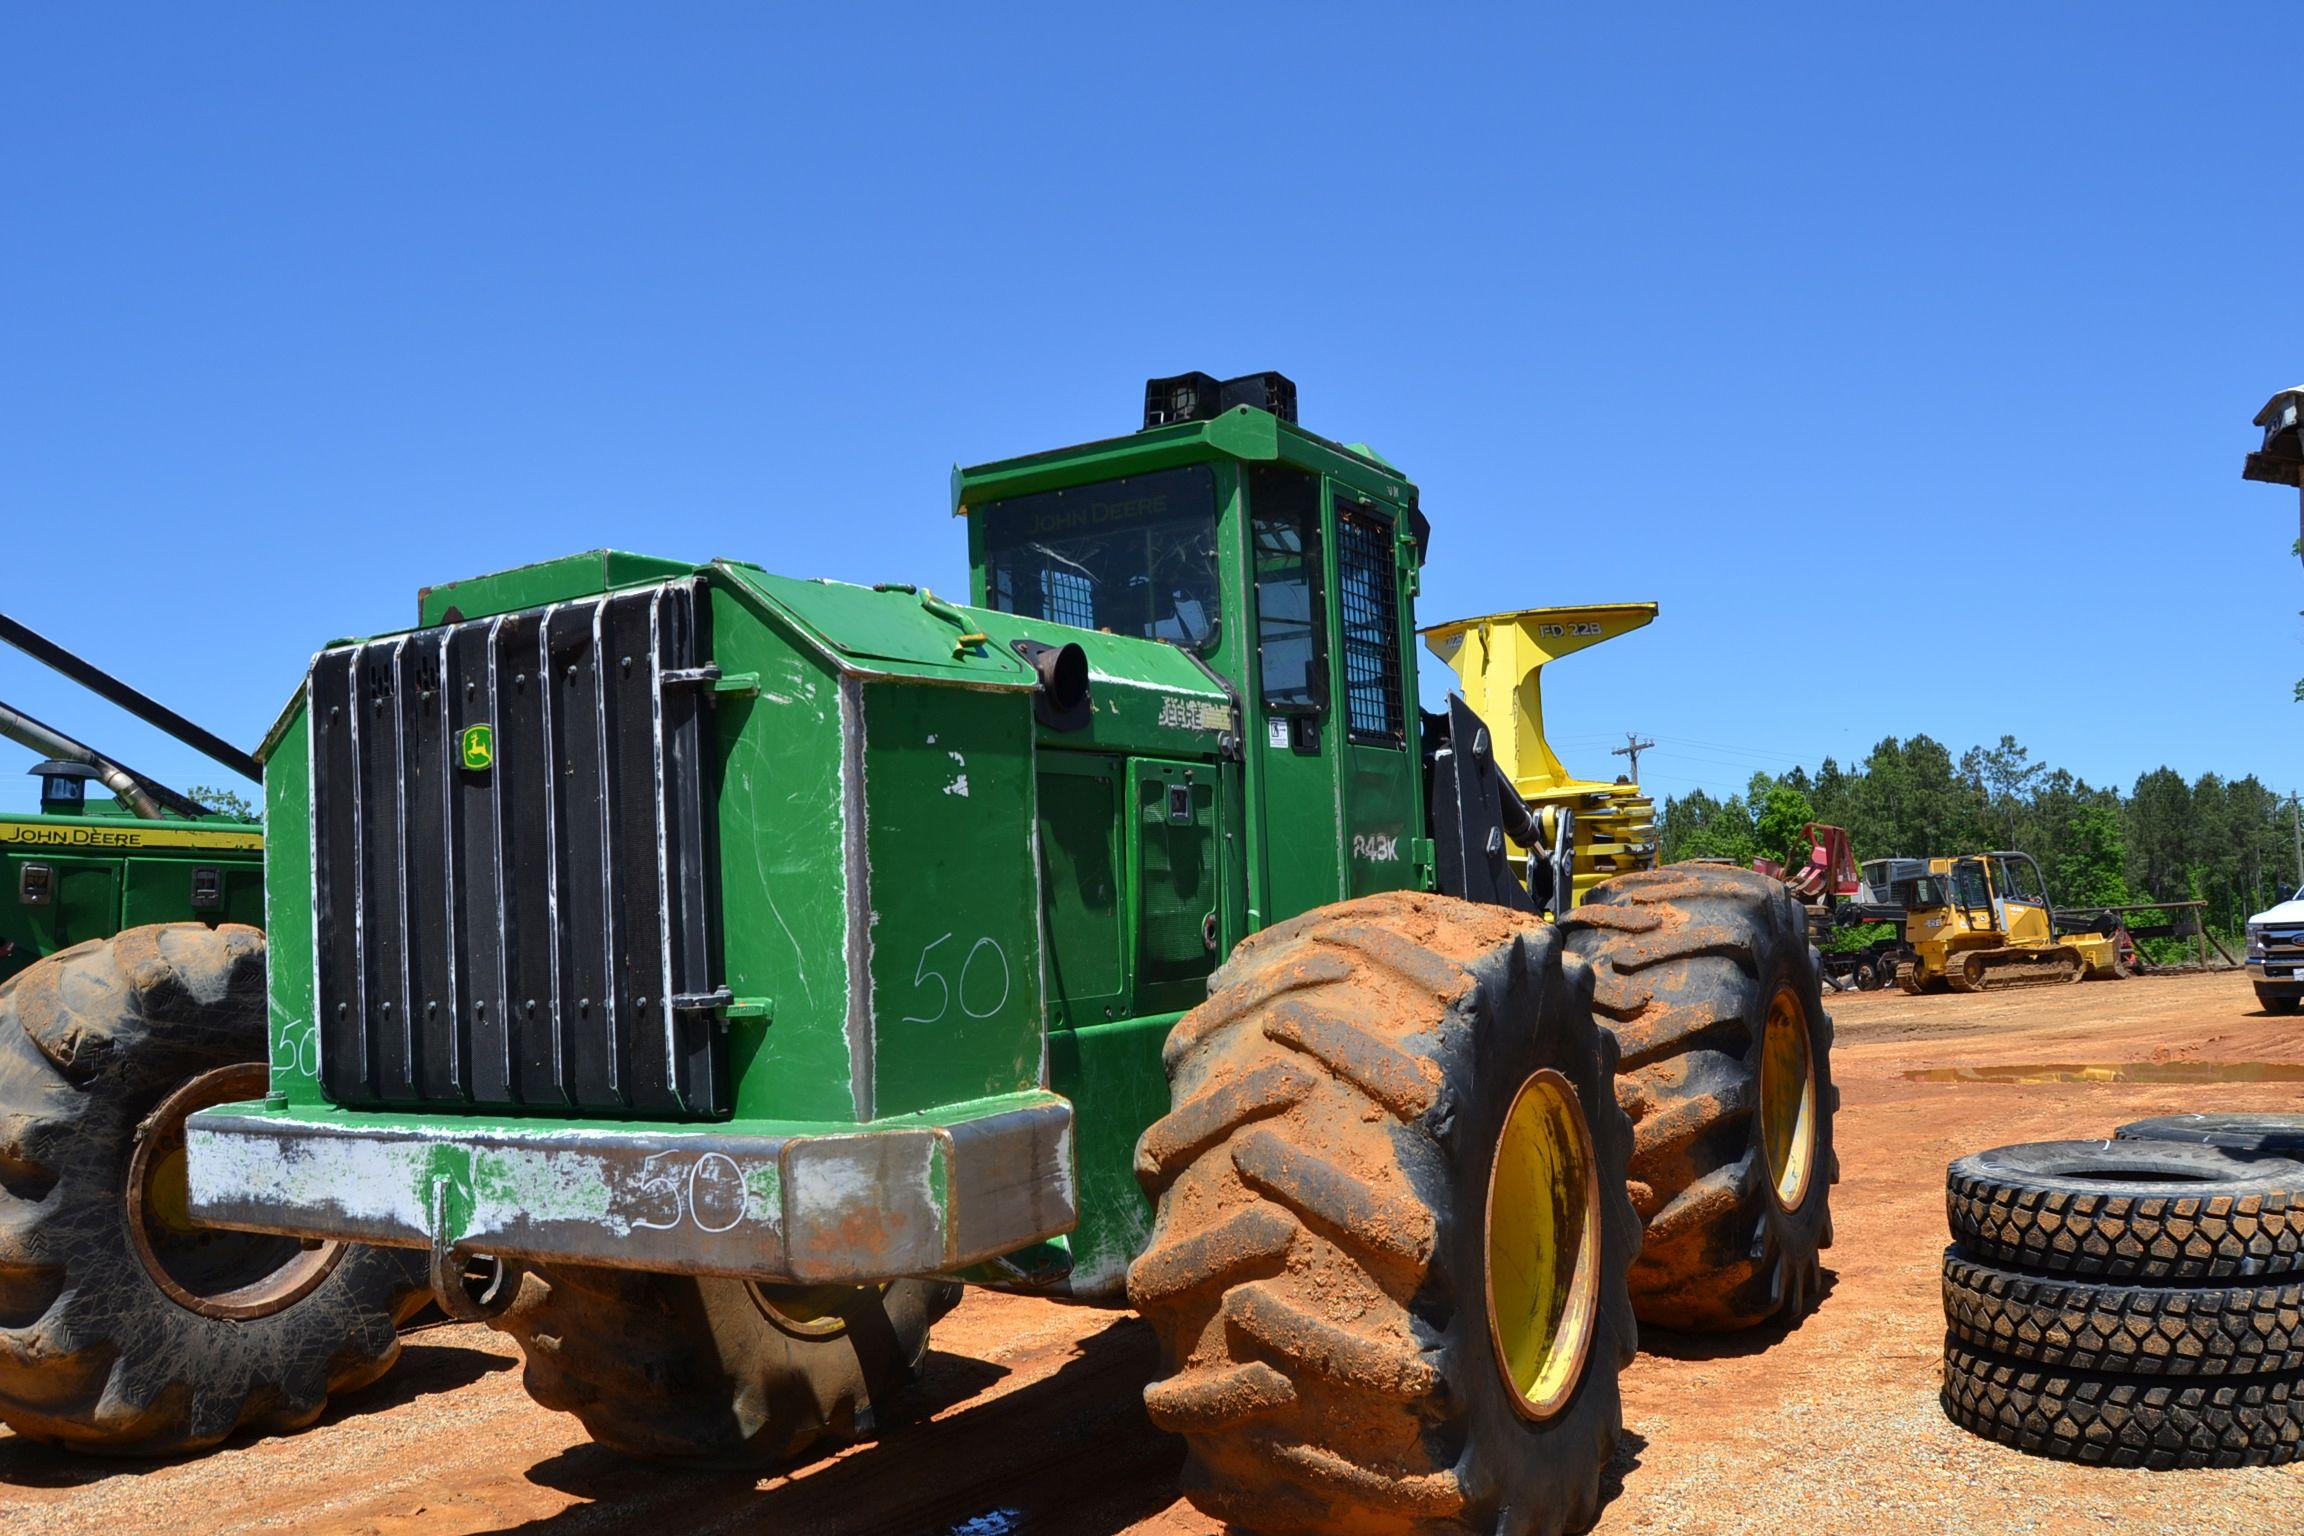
<box><xmin>505</xmin><ymin>1316</ymin><xmax>1180</xmax><ymax>1536</ymax></box>
<box><xmin>0</xmin><ymin>1337</ymin><xmax>511</xmax><ymax>1490</ymax></box>
<box><xmin>1599</xmin><ymin>1426</ymin><xmax>1650</xmax><ymax>1513</ymax></box>
<box><xmin>1635</xmin><ymin>1267</ymin><xmax>1842</xmax><ymax>1362</ymax></box>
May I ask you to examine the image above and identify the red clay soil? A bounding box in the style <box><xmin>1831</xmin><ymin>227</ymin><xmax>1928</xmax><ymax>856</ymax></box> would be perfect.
<box><xmin>6</xmin><ymin>971</ymin><xmax>2302</xmax><ymax>1535</ymax></box>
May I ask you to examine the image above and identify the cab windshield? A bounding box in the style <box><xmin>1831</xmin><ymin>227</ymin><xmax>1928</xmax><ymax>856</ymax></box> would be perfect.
<box><xmin>1895</xmin><ymin>875</ymin><xmax>1950</xmax><ymax>909</ymax></box>
<box><xmin>979</xmin><ymin>466</ymin><xmax>1222</xmax><ymax>650</ymax></box>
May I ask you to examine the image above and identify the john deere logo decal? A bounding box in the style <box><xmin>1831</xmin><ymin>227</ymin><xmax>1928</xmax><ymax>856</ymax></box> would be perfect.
<box><xmin>458</xmin><ymin>724</ymin><xmax>495</xmax><ymax>771</ymax></box>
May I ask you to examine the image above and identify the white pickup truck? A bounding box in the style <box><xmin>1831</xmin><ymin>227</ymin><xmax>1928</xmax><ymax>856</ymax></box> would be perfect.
<box><xmin>2247</xmin><ymin>889</ymin><xmax>2304</xmax><ymax>1012</ymax></box>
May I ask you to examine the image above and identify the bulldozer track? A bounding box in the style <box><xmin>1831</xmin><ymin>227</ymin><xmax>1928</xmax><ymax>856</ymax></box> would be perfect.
<box><xmin>1944</xmin><ymin>948</ymin><xmax>2087</xmax><ymax>993</ymax></box>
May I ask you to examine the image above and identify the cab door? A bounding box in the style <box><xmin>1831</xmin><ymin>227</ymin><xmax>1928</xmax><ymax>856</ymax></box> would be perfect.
<box><xmin>1948</xmin><ymin>858</ymin><xmax>1996</xmax><ymax>935</ymax></box>
<box><xmin>1330</xmin><ymin>495</ymin><xmax>1417</xmax><ymax>898</ymax></box>
<box><xmin>1988</xmin><ymin>854</ymin><xmax>2054</xmax><ymax>945</ymax></box>
<box><xmin>1246</xmin><ymin>465</ymin><xmax>1343</xmax><ymax>926</ymax></box>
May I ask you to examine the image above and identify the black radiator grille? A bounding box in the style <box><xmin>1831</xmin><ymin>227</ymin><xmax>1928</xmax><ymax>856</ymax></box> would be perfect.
<box><xmin>309</xmin><ymin>579</ymin><xmax>725</xmax><ymax>1117</ymax></box>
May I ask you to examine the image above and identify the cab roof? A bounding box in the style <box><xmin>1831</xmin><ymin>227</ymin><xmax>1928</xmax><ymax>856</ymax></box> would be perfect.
<box><xmin>951</xmin><ymin>405</ymin><xmax>1420</xmax><ymax>522</ymax></box>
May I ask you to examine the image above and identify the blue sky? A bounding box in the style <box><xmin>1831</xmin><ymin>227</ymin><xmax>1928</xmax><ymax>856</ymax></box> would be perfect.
<box><xmin>4</xmin><ymin>8</ymin><xmax>2298</xmax><ymax>814</ymax></box>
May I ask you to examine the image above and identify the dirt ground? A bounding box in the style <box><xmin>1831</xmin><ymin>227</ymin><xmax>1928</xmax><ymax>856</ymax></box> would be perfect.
<box><xmin>7</xmin><ymin>971</ymin><xmax>2304</xmax><ymax>1535</ymax></box>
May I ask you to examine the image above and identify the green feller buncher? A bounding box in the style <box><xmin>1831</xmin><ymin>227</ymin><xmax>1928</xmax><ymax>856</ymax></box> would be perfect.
<box><xmin>168</xmin><ymin>375</ymin><xmax>1836</xmax><ymax>1533</ymax></box>
<box><xmin>0</xmin><ymin>613</ymin><xmax>424</xmax><ymax>1455</ymax></box>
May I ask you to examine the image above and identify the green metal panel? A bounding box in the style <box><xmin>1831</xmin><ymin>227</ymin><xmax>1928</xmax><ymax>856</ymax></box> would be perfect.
<box><xmin>952</xmin><ymin>608</ymin><xmax>1235</xmax><ymax>760</ymax></box>
<box><xmin>417</xmin><ymin>550</ymin><xmax>698</xmax><ymax>629</ymax></box>
<box><xmin>860</xmin><ymin>678</ymin><xmax>1044</xmax><ymax>1118</ymax></box>
<box><xmin>710</xmin><ymin>570</ymin><xmax>1047</xmax><ymax>1123</ymax></box>
<box><xmin>52</xmin><ymin>864</ymin><xmax>118</xmax><ymax>957</ymax></box>
<box><xmin>0</xmin><ymin>854</ymin><xmax>117</xmax><ymax>985</ymax></box>
<box><xmin>739</xmin><ymin>571</ymin><xmax>1014</xmax><ymax>676</ymax></box>
<box><xmin>708</xmin><ymin>578</ymin><xmax>858</xmax><ymax>1124</ymax></box>
<box><xmin>264</xmin><ymin>709</ymin><xmax>322</xmax><ymax>1103</ymax></box>
<box><xmin>1129</xmin><ymin>758</ymin><xmax>1219</xmax><ymax>1017</ymax></box>
<box><xmin>721</xmin><ymin>566</ymin><xmax>1037</xmax><ymax>690</ymax></box>
<box><xmin>120</xmin><ymin>857</ymin><xmax>261</xmax><ymax>930</ymax></box>
<box><xmin>1344</xmin><ymin>746</ymin><xmax>1420</xmax><ymax>897</ymax></box>
<box><xmin>1044</xmin><ymin>1011</ymin><xmax>1176</xmax><ymax>1295</ymax></box>
<box><xmin>1036</xmin><ymin>753</ymin><xmax>1128</xmax><ymax>1028</ymax></box>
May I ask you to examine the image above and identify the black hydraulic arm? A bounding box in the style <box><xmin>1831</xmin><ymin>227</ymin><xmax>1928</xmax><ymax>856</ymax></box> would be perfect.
<box><xmin>1426</xmin><ymin>694</ymin><xmax>1542</xmax><ymax>914</ymax></box>
<box><xmin>0</xmin><ymin>610</ymin><xmax>261</xmax><ymax>783</ymax></box>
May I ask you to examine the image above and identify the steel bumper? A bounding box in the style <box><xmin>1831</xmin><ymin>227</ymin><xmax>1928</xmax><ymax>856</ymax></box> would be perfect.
<box><xmin>2247</xmin><ymin>960</ymin><xmax>2304</xmax><ymax>989</ymax></box>
<box><xmin>184</xmin><ymin>1091</ymin><xmax>1075</xmax><ymax>1285</ymax></box>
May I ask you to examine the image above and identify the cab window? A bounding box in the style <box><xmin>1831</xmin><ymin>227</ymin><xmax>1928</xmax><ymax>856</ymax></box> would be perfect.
<box><xmin>979</xmin><ymin>466</ymin><xmax>1222</xmax><ymax>651</ymax></box>
<box><xmin>1335</xmin><ymin>504</ymin><xmax>1404</xmax><ymax>746</ymax></box>
<box><xmin>1248</xmin><ymin>466</ymin><xmax>1324</xmax><ymax>713</ymax></box>
<box><xmin>1898</xmin><ymin>875</ymin><xmax>1949</xmax><ymax>908</ymax></box>
<box><xmin>1994</xmin><ymin>856</ymin><xmax>2046</xmax><ymax>905</ymax></box>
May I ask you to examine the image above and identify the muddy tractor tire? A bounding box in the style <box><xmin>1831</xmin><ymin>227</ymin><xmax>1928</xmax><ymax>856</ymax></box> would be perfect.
<box><xmin>493</xmin><ymin>1265</ymin><xmax>959</xmax><ymax>1467</ymax></box>
<box><xmin>1560</xmin><ymin>865</ymin><xmax>1838</xmax><ymax>1333</ymax></box>
<box><xmin>1129</xmin><ymin>891</ymin><xmax>1638</xmax><ymax>1536</ymax></box>
<box><xmin>0</xmin><ymin>924</ymin><xmax>425</xmax><ymax>1455</ymax></box>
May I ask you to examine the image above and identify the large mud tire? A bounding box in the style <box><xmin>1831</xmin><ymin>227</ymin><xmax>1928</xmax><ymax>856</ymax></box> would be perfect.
<box><xmin>0</xmin><ymin>925</ymin><xmax>424</xmax><ymax>1455</ymax></box>
<box><xmin>1948</xmin><ymin>1140</ymin><xmax>2304</xmax><ymax>1282</ymax></box>
<box><xmin>1560</xmin><ymin>866</ymin><xmax>1838</xmax><ymax>1332</ymax></box>
<box><xmin>1129</xmin><ymin>891</ymin><xmax>1639</xmax><ymax>1536</ymax></box>
<box><xmin>2117</xmin><ymin>1112</ymin><xmax>2304</xmax><ymax>1160</ymax></box>
<box><xmin>494</xmin><ymin>1265</ymin><xmax>959</xmax><ymax>1466</ymax></box>
<box><xmin>1943</xmin><ymin>1248</ymin><xmax>2304</xmax><ymax>1376</ymax></box>
<box><xmin>1941</xmin><ymin>1338</ymin><xmax>2304</xmax><ymax>1468</ymax></box>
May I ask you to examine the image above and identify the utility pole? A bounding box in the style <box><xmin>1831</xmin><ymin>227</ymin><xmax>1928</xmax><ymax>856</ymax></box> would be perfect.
<box><xmin>1613</xmin><ymin>732</ymin><xmax>1655</xmax><ymax>785</ymax></box>
<box><xmin>2291</xmin><ymin>792</ymin><xmax>2302</xmax><ymax>890</ymax></box>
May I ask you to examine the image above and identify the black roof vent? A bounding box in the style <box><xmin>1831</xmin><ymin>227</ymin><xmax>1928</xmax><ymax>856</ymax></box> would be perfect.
<box><xmin>1143</xmin><ymin>371</ymin><xmax>1298</xmax><ymax>430</ymax></box>
<box><xmin>2245</xmin><ymin>386</ymin><xmax>2304</xmax><ymax>488</ymax></box>
<box><xmin>30</xmin><ymin>759</ymin><xmax>97</xmax><ymax>809</ymax></box>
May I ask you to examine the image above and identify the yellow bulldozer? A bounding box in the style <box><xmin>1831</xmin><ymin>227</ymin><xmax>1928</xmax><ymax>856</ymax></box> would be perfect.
<box><xmin>1873</xmin><ymin>850</ymin><xmax>2128</xmax><ymax>991</ymax></box>
<box><xmin>1422</xmin><ymin>602</ymin><xmax>1659</xmax><ymax>913</ymax></box>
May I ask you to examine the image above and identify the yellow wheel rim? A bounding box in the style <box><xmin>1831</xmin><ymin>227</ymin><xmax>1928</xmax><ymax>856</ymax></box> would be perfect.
<box><xmin>1484</xmin><ymin>1068</ymin><xmax>1601</xmax><ymax>1420</ymax></box>
<box><xmin>125</xmin><ymin>1062</ymin><xmax>344</xmax><ymax>1320</ymax></box>
<box><xmin>1759</xmin><ymin>986</ymin><xmax>1817</xmax><ymax>1210</ymax></box>
<box><xmin>144</xmin><ymin>1145</ymin><xmax>200</xmax><ymax>1236</ymax></box>
<box><xmin>747</xmin><ymin>1281</ymin><xmax>888</xmax><ymax>1339</ymax></box>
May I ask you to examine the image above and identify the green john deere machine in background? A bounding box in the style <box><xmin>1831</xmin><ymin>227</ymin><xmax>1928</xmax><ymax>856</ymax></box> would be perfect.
<box><xmin>0</xmin><ymin>614</ymin><xmax>265</xmax><ymax>986</ymax></box>
<box><xmin>0</xmin><ymin>615</ymin><xmax>423</xmax><ymax>1457</ymax></box>
<box><xmin>0</xmin><ymin>756</ymin><xmax>262</xmax><ymax>986</ymax></box>
<box><xmin>180</xmin><ymin>375</ymin><xmax>1837</xmax><ymax>1535</ymax></box>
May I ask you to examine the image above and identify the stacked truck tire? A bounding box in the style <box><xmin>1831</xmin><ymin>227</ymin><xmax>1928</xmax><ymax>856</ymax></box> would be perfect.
<box><xmin>1939</xmin><ymin>1124</ymin><xmax>2304</xmax><ymax>1468</ymax></box>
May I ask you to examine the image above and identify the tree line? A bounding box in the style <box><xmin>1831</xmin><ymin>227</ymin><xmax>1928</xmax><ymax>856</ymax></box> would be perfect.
<box><xmin>1657</xmin><ymin>735</ymin><xmax>2302</xmax><ymax>937</ymax></box>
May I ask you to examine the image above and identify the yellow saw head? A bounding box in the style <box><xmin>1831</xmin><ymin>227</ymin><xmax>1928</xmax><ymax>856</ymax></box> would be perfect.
<box><xmin>1421</xmin><ymin>603</ymin><xmax>1660</xmax><ymax>911</ymax></box>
